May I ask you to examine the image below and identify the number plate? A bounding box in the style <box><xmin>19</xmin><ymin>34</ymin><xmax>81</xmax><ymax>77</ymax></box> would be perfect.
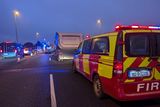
<box><xmin>128</xmin><ymin>69</ymin><xmax>150</xmax><ymax>78</ymax></box>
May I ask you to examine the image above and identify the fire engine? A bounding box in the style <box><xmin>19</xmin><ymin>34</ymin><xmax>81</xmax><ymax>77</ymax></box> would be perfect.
<box><xmin>73</xmin><ymin>25</ymin><xmax>160</xmax><ymax>101</ymax></box>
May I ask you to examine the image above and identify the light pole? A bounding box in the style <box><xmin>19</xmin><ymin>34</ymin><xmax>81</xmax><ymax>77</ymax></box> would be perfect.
<box><xmin>97</xmin><ymin>19</ymin><xmax>102</xmax><ymax>25</ymax></box>
<box><xmin>36</xmin><ymin>32</ymin><xmax>40</xmax><ymax>41</ymax></box>
<box><xmin>96</xmin><ymin>19</ymin><xmax>103</xmax><ymax>33</ymax></box>
<box><xmin>13</xmin><ymin>10</ymin><xmax>20</xmax><ymax>43</ymax></box>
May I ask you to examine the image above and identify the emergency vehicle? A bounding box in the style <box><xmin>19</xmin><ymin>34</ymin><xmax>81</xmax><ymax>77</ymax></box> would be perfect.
<box><xmin>73</xmin><ymin>25</ymin><xmax>160</xmax><ymax>101</ymax></box>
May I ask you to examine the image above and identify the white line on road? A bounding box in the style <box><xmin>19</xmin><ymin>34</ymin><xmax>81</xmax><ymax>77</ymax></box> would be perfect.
<box><xmin>50</xmin><ymin>74</ymin><xmax>57</xmax><ymax>107</ymax></box>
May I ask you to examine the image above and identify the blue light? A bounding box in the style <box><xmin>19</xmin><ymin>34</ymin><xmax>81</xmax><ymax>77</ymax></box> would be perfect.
<box><xmin>148</xmin><ymin>26</ymin><xmax>160</xmax><ymax>29</ymax></box>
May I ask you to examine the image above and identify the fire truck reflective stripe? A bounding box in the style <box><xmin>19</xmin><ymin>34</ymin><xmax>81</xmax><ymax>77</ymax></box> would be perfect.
<box><xmin>139</xmin><ymin>57</ymin><xmax>150</xmax><ymax>67</ymax></box>
<box><xmin>98</xmin><ymin>56</ymin><xmax>114</xmax><ymax>78</ymax></box>
<box><xmin>129</xmin><ymin>57</ymin><xmax>144</xmax><ymax>68</ymax></box>
<box><xmin>83</xmin><ymin>54</ymin><xmax>90</xmax><ymax>74</ymax></box>
<box><xmin>98</xmin><ymin>63</ymin><xmax>113</xmax><ymax>79</ymax></box>
<box><xmin>109</xmin><ymin>36</ymin><xmax>117</xmax><ymax>56</ymax></box>
<box><xmin>154</xmin><ymin>69</ymin><xmax>160</xmax><ymax>80</ymax></box>
<box><xmin>123</xmin><ymin>57</ymin><xmax>127</xmax><ymax>63</ymax></box>
<box><xmin>148</xmin><ymin>60</ymin><xmax>157</xmax><ymax>67</ymax></box>
<box><xmin>123</xmin><ymin>57</ymin><xmax>137</xmax><ymax>73</ymax></box>
<box><xmin>99</xmin><ymin>56</ymin><xmax>114</xmax><ymax>65</ymax></box>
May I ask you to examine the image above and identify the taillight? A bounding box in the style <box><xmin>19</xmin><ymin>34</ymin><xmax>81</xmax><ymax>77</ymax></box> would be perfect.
<box><xmin>114</xmin><ymin>61</ymin><xmax>123</xmax><ymax>77</ymax></box>
<box><xmin>0</xmin><ymin>50</ymin><xmax>2</xmax><ymax>53</ymax></box>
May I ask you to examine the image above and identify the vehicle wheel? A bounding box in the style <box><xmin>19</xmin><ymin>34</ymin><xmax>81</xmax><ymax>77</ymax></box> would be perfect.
<box><xmin>93</xmin><ymin>74</ymin><xmax>104</xmax><ymax>99</ymax></box>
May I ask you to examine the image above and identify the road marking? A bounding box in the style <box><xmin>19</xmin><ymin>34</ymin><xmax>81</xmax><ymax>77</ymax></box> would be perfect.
<box><xmin>50</xmin><ymin>74</ymin><xmax>57</xmax><ymax>107</ymax></box>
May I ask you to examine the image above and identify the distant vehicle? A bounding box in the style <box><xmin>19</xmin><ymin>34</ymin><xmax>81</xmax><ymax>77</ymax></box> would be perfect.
<box><xmin>53</xmin><ymin>32</ymin><xmax>83</xmax><ymax>61</ymax></box>
<box><xmin>45</xmin><ymin>46</ymin><xmax>53</xmax><ymax>54</ymax></box>
<box><xmin>0</xmin><ymin>42</ymin><xmax>24</xmax><ymax>58</ymax></box>
<box><xmin>23</xmin><ymin>42</ymin><xmax>35</xmax><ymax>56</ymax></box>
<box><xmin>73</xmin><ymin>25</ymin><xmax>160</xmax><ymax>101</ymax></box>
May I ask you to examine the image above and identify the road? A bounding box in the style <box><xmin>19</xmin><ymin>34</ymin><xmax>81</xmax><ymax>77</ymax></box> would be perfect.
<box><xmin>0</xmin><ymin>54</ymin><xmax>160</xmax><ymax>107</ymax></box>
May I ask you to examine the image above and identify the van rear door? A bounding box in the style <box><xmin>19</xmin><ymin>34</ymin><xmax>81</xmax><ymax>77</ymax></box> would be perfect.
<box><xmin>122</xmin><ymin>31</ymin><xmax>160</xmax><ymax>94</ymax></box>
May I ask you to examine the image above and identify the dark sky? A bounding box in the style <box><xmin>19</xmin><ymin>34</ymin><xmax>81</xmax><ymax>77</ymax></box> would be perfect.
<box><xmin>1</xmin><ymin>0</ymin><xmax>160</xmax><ymax>43</ymax></box>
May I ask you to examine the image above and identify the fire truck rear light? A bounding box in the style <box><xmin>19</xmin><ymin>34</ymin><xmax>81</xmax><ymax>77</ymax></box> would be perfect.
<box><xmin>115</xmin><ymin>25</ymin><xmax>120</xmax><ymax>29</ymax></box>
<box><xmin>114</xmin><ymin>63</ymin><xmax>122</xmax><ymax>70</ymax></box>
<box><xmin>114</xmin><ymin>62</ymin><xmax>123</xmax><ymax>75</ymax></box>
<box><xmin>131</xmin><ymin>26</ymin><xmax>139</xmax><ymax>28</ymax></box>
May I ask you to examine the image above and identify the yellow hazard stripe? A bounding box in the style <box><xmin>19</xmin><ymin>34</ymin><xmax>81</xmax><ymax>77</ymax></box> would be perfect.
<box><xmin>139</xmin><ymin>57</ymin><xmax>150</xmax><ymax>67</ymax></box>
<box><xmin>124</xmin><ymin>58</ymin><xmax>136</xmax><ymax>83</ymax></box>
<box><xmin>154</xmin><ymin>68</ymin><xmax>160</xmax><ymax>80</ymax></box>
<box><xmin>123</xmin><ymin>57</ymin><xmax>137</xmax><ymax>73</ymax></box>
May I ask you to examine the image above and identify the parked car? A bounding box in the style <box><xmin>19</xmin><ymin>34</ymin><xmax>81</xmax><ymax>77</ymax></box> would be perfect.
<box><xmin>23</xmin><ymin>42</ymin><xmax>34</xmax><ymax>56</ymax></box>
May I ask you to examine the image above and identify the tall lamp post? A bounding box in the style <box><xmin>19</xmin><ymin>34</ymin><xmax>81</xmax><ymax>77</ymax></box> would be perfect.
<box><xmin>36</xmin><ymin>32</ymin><xmax>40</xmax><ymax>41</ymax></box>
<box><xmin>96</xmin><ymin>19</ymin><xmax>102</xmax><ymax>33</ymax></box>
<box><xmin>13</xmin><ymin>10</ymin><xmax>20</xmax><ymax>43</ymax></box>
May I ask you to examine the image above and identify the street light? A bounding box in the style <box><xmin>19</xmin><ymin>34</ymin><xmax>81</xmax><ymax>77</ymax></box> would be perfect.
<box><xmin>96</xmin><ymin>19</ymin><xmax>102</xmax><ymax>25</ymax></box>
<box><xmin>13</xmin><ymin>10</ymin><xmax>20</xmax><ymax>42</ymax></box>
<box><xmin>96</xmin><ymin>19</ymin><xmax>103</xmax><ymax>33</ymax></box>
<box><xmin>36</xmin><ymin>32</ymin><xmax>40</xmax><ymax>40</ymax></box>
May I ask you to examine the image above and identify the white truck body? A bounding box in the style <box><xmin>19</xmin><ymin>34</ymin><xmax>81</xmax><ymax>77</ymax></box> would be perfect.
<box><xmin>54</xmin><ymin>32</ymin><xmax>83</xmax><ymax>60</ymax></box>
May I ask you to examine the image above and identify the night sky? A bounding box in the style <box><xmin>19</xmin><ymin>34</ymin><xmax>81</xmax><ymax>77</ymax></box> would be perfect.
<box><xmin>1</xmin><ymin>0</ymin><xmax>160</xmax><ymax>44</ymax></box>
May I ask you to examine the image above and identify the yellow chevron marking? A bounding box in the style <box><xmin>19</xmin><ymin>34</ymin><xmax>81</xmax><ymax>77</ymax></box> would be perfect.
<box><xmin>123</xmin><ymin>58</ymin><xmax>137</xmax><ymax>83</ymax></box>
<box><xmin>123</xmin><ymin>58</ymin><xmax>137</xmax><ymax>73</ymax></box>
<box><xmin>154</xmin><ymin>68</ymin><xmax>160</xmax><ymax>80</ymax></box>
<box><xmin>139</xmin><ymin>57</ymin><xmax>150</xmax><ymax>67</ymax></box>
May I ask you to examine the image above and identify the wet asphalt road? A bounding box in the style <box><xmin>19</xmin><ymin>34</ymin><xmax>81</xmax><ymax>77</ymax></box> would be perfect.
<box><xmin>0</xmin><ymin>54</ymin><xmax>160</xmax><ymax>107</ymax></box>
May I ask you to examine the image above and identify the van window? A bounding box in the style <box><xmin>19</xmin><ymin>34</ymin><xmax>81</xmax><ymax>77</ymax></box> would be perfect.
<box><xmin>91</xmin><ymin>37</ymin><xmax>109</xmax><ymax>54</ymax></box>
<box><xmin>125</xmin><ymin>34</ymin><xmax>149</xmax><ymax>56</ymax></box>
<box><xmin>82</xmin><ymin>39</ymin><xmax>92</xmax><ymax>54</ymax></box>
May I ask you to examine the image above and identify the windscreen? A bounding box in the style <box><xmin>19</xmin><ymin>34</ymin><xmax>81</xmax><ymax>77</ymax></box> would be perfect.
<box><xmin>125</xmin><ymin>33</ymin><xmax>160</xmax><ymax>56</ymax></box>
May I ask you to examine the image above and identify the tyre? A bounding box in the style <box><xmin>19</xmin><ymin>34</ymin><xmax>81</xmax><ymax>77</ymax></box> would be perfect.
<box><xmin>93</xmin><ymin>74</ymin><xmax>104</xmax><ymax>99</ymax></box>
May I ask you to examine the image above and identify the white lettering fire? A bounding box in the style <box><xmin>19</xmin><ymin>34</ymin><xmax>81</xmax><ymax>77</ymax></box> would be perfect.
<box><xmin>137</xmin><ymin>82</ymin><xmax>160</xmax><ymax>92</ymax></box>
